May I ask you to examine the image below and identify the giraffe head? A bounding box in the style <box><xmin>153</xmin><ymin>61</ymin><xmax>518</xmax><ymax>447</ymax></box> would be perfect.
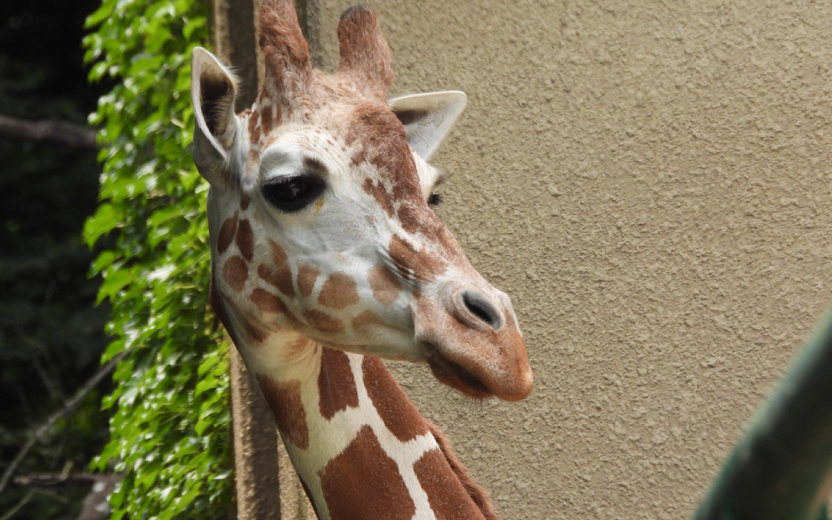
<box><xmin>190</xmin><ymin>0</ymin><xmax>532</xmax><ymax>401</ymax></box>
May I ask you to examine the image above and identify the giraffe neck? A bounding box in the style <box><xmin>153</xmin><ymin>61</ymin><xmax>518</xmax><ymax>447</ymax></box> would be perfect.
<box><xmin>248</xmin><ymin>340</ymin><xmax>498</xmax><ymax>520</ymax></box>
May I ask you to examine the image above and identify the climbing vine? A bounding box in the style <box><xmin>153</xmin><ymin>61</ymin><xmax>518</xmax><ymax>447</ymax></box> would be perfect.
<box><xmin>82</xmin><ymin>0</ymin><xmax>233</xmax><ymax>518</ymax></box>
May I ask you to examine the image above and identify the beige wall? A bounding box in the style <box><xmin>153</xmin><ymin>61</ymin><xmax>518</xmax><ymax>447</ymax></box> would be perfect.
<box><xmin>304</xmin><ymin>1</ymin><xmax>832</xmax><ymax>518</ymax></box>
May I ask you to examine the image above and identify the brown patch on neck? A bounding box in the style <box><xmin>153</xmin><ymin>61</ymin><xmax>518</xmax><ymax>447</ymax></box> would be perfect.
<box><xmin>388</xmin><ymin>234</ymin><xmax>447</xmax><ymax>282</ymax></box>
<box><xmin>362</xmin><ymin>356</ymin><xmax>428</xmax><ymax>442</ymax></box>
<box><xmin>217</xmin><ymin>213</ymin><xmax>239</xmax><ymax>254</ymax></box>
<box><xmin>240</xmin><ymin>194</ymin><xmax>251</xmax><ymax>211</ymax></box>
<box><xmin>255</xmin><ymin>374</ymin><xmax>309</xmax><ymax>449</ymax></box>
<box><xmin>222</xmin><ymin>256</ymin><xmax>248</xmax><ymax>293</ymax></box>
<box><xmin>318</xmin><ymin>348</ymin><xmax>359</xmax><ymax>420</ymax></box>
<box><xmin>303</xmin><ymin>309</ymin><xmax>344</xmax><ymax>333</ymax></box>
<box><xmin>319</xmin><ymin>425</ymin><xmax>415</xmax><ymax>520</ymax></box>
<box><xmin>317</xmin><ymin>272</ymin><xmax>359</xmax><ymax>309</ymax></box>
<box><xmin>297</xmin><ymin>263</ymin><xmax>321</xmax><ymax>297</ymax></box>
<box><xmin>368</xmin><ymin>263</ymin><xmax>402</xmax><ymax>305</ymax></box>
<box><xmin>234</xmin><ymin>219</ymin><xmax>255</xmax><ymax>262</ymax></box>
<box><xmin>425</xmin><ymin>421</ymin><xmax>500</xmax><ymax>520</ymax></box>
<box><xmin>413</xmin><ymin>448</ymin><xmax>488</xmax><ymax>520</ymax></box>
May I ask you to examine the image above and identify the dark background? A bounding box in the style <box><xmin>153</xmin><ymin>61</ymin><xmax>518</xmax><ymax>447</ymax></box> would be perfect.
<box><xmin>0</xmin><ymin>0</ymin><xmax>113</xmax><ymax>517</ymax></box>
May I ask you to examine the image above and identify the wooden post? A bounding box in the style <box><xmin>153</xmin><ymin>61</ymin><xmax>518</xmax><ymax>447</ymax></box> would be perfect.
<box><xmin>212</xmin><ymin>1</ymin><xmax>282</xmax><ymax>518</ymax></box>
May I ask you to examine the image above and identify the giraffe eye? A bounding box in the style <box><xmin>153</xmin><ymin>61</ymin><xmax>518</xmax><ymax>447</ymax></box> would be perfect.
<box><xmin>262</xmin><ymin>175</ymin><xmax>326</xmax><ymax>213</ymax></box>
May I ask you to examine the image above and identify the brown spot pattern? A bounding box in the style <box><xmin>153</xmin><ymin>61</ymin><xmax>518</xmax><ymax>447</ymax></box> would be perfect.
<box><xmin>346</xmin><ymin>105</ymin><xmax>418</xmax><ymax>203</ymax></box>
<box><xmin>235</xmin><ymin>219</ymin><xmax>255</xmax><ymax>262</ymax></box>
<box><xmin>217</xmin><ymin>213</ymin><xmax>238</xmax><ymax>254</ymax></box>
<box><xmin>363</xmin><ymin>178</ymin><xmax>395</xmax><ymax>218</ymax></box>
<box><xmin>351</xmin><ymin>311</ymin><xmax>386</xmax><ymax>334</ymax></box>
<box><xmin>351</xmin><ymin>143</ymin><xmax>367</xmax><ymax>167</ymax></box>
<box><xmin>304</xmin><ymin>309</ymin><xmax>344</xmax><ymax>333</ymax></box>
<box><xmin>248</xmin><ymin>112</ymin><xmax>260</xmax><ymax>143</ymax></box>
<box><xmin>241</xmin><ymin>318</ymin><xmax>268</xmax><ymax>344</ymax></box>
<box><xmin>261</xmin><ymin>106</ymin><xmax>274</xmax><ymax>136</ymax></box>
<box><xmin>268</xmin><ymin>238</ymin><xmax>289</xmax><ymax>265</ymax></box>
<box><xmin>257</xmin><ymin>240</ymin><xmax>295</xmax><ymax>296</ymax></box>
<box><xmin>344</xmin><ymin>103</ymin><xmax>429</xmax><ymax>240</ymax></box>
<box><xmin>297</xmin><ymin>263</ymin><xmax>320</xmax><ymax>297</ymax></box>
<box><xmin>250</xmin><ymin>287</ymin><xmax>295</xmax><ymax>324</ymax></box>
<box><xmin>317</xmin><ymin>348</ymin><xmax>359</xmax><ymax>419</ymax></box>
<box><xmin>426</xmin><ymin>422</ymin><xmax>499</xmax><ymax>520</ymax></box>
<box><xmin>413</xmin><ymin>448</ymin><xmax>488</xmax><ymax>520</ymax></box>
<box><xmin>255</xmin><ymin>374</ymin><xmax>309</xmax><ymax>449</ymax></box>
<box><xmin>222</xmin><ymin>256</ymin><xmax>248</xmax><ymax>292</ymax></box>
<box><xmin>368</xmin><ymin>263</ymin><xmax>402</xmax><ymax>304</ymax></box>
<box><xmin>246</xmin><ymin>149</ymin><xmax>260</xmax><ymax>176</ymax></box>
<box><xmin>319</xmin><ymin>425</ymin><xmax>415</xmax><ymax>520</ymax></box>
<box><xmin>318</xmin><ymin>272</ymin><xmax>359</xmax><ymax>309</ymax></box>
<box><xmin>397</xmin><ymin>202</ymin><xmax>423</xmax><ymax>235</ymax></box>
<box><xmin>362</xmin><ymin>356</ymin><xmax>428</xmax><ymax>442</ymax></box>
<box><xmin>240</xmin><ymin>194</ymin><xmax>251</xmax><ymax>211</ymax></box>
<box><xmin>258</xmin><ymin>264</ymin><xmax>296</xmax><ymax>297</ymax></box>
<box><xmin>388</xmin><ymin>234</ymin><xmax>447</xmax><ymax>282</ymax></box>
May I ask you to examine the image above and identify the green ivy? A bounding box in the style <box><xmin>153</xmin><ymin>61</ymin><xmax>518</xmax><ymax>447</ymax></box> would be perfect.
<box><xmin>82</xmin><ymin>0</ymin><xmax>232</xmax><ymax>518</ymax></box>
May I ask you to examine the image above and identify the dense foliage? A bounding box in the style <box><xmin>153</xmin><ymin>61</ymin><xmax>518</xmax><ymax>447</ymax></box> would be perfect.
<box><xmin>0</xmin><ymin>0</ymin><xmax>110</xmax><ymax>517</ymax></box>
<box><xmin>83</xmin><ymin>0</ymin><xmax>233</xmax><ymax>517</ymax></box>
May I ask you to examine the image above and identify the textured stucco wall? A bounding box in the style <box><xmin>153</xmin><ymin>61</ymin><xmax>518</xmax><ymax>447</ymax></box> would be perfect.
<box><xmin>305</xmin><ymin>1</ymin><xmax>832</xmax><ymax>518</ymax></box>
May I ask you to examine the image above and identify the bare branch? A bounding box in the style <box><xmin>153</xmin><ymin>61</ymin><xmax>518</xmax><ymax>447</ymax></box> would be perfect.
<box><xmin>0</xmin><ymin>351</ymin><xmax>129</xmax><ymax>496</ymax></box>
<box><xmin>0</xmin><ymin>487</ymin><xmax>72</xmax><ymax>520</ymax></box>
<box><xmin>0</xmin><ymin>115</ymin><xmax>98</xmax><ymax>150</ymax></box>
<box><xmin>0</xmin><ymin>490</ymin><xmax>34</xmax><ymax>520</ymax></box>
<box><xmin>13</xmin><ymin>473</ymin><xmax>120</xmax><ymax>487</ymax></box>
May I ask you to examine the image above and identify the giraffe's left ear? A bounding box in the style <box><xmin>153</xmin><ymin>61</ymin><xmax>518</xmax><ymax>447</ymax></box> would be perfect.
<box><xmin>190</xmin><ymin>47</ymin><xmax>239</xmax><ymax>184</ymax></box>
<box><xmin>389</xmin><ymin>91</ymin><xmax>467</xmax><ymax>161</ymax></box>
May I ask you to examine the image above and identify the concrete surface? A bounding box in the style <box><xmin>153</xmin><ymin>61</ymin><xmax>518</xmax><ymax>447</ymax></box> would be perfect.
<box><xmin>302</xmin><ymin>1</ymin><xmax>832</xmax><ymax>518</ymax></box>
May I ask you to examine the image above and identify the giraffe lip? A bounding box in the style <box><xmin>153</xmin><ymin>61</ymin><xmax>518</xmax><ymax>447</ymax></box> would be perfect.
<box><xmin>422</xmin><ymin>342</ymin><xmax>493</xmax><ymax>399</ymax></box>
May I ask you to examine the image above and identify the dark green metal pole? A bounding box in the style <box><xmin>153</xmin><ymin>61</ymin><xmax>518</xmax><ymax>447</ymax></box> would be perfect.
<box><xmin>693</xmin><ymin>311</ymin><xmax>832</xmax><ymax>520</ymax></box>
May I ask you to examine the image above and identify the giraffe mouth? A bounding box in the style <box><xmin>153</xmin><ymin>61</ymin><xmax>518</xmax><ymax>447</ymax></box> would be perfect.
<box><xmin>422</xmin><ymin>342</ymin><xmax>493</xmax><ymax>399</ymax></box>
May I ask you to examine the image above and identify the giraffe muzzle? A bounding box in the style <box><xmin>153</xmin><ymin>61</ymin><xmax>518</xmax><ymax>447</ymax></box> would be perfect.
<box><xmin>414</xmin><ymin>284</ymin><xmax>533</xmax><ymax>401</ymax></box>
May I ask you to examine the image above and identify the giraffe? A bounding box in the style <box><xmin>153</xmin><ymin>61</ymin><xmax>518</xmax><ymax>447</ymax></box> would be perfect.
<box><xmin>189</xmin><ymin>1</ymin><xmax>533</xmax><ymax>518</ymax></box>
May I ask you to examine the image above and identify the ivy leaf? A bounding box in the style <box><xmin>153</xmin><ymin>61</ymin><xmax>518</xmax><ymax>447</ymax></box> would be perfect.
<box><xmin>83</xmin><ymin>0</ymin><xmax>232</xmax><ymax>517</ymax></box>
<box><xmin>83</xmin><ymin>202</ymin><xmax>124</xmax><ymax>247</ymax></box>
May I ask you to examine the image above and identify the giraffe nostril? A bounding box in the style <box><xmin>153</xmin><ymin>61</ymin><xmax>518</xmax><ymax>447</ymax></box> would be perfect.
<box><xmin>460</xmin><ymin>290</ymin><xmax>502</xmax><ymax>331</ymax></box>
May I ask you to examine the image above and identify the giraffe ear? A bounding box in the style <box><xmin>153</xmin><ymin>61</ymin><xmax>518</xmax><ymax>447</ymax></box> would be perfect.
<box><xmin>190</xmin><ymin>47</ymin><xmax>239</xmax><ymax>182</ymax></box>
<box><xmin>389</xmin><ymin>91</ymin><xmax>467</xmax><ymax>161</ymax></box>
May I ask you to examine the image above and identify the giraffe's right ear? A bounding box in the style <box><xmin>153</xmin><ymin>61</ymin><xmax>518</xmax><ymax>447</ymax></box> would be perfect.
<box><xmin>390</xmin><ymin>91</ymin><xmax>467</xmax><ymax>161</ymax></box>
<box><xmin>190</xmin><ymin>47</ymin><xmax>239</xmax><ymax>183</ymax></box>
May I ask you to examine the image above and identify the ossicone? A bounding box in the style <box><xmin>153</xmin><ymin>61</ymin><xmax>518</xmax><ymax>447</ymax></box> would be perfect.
<box><xmin>259</xmin><ymin>0</ymin><xmax>313</xmax><ymax>100</ymax></box>
<box><xmin>337</xmin><ymin>5</ymin><xmax>393</xmax><ymax>99</ymax></box>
